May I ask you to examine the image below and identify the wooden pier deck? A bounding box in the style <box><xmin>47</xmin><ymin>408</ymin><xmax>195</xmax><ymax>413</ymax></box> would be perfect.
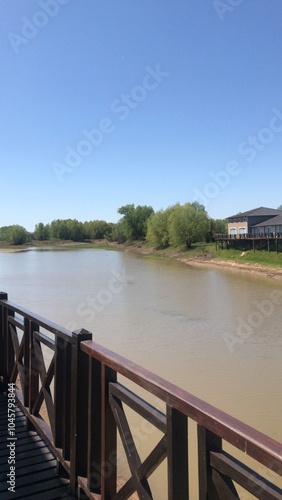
<box><xmin>0</xmin><ymin>393</ymin><xmax>73</xmax><ymax>499</ymax></box>
<box><xmin>215</xmin><ymin>233</ymin><xmax>282</xmax><ymax>252</ymax></box>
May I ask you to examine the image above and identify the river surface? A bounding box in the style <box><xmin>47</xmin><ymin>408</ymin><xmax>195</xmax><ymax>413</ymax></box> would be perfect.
<box><xmin>1</xmin><ymin>248</ymin><xmax>281</xmax><ymax>497</ymax></box>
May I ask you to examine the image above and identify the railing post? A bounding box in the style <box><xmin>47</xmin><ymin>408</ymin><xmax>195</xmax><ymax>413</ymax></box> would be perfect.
<box><xmin>167</xmin><ymin>405</ymin><xmax>189</xmax><ymax>500</ymax></box>
<box><xmin>6</xmin><ymin>308</ymin><xmax>15</xmax><ymax>383</ymax></box>
<box><xmin>54</xmin><ymin>335</ymin><xmax>72</xmax><ymax>478</ymax></box>
<box><xmin>198</xmin><ymin>425</ymin><xmax>221</xmax><ymax>500</ymax></box>
<box><xmin>0</xmin><ymin>292</ymin><xmax>8</xmax><ymax>390</ymax></box>
<box><xmin>54</xmin><ymin>336</ymin><xmax>72</xmax><ymax>460</ymax></box>
<box><xmin>101</xmin><ymin>364</ymin><xmax>117</xmax><ymax>499</ymax></box>
<box><xmin>70</xmin><ymin>328</ymin><xmax>92</xmax><ymax>497</ymax></box>
<box><xmin>23</xmin><ymin>317</ymin><xmax>30</xmax><ymax>407</ymax></box>
<box><xmin>27</xmin><ymin>320</ymin><xmax>39</xmax><ymax>431</ymax></box>
<box><xmin>198</xmin><ymin>426</ymin><xmax>238</xmax><ymax>499</ymax></box>
<box><xmin>87</xmin><ymin>356</ymin><xmax>102</xmax><ymax>493</ymax></box>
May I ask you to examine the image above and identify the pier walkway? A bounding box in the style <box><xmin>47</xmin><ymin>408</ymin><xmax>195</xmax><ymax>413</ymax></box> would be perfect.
<box><xmin>0</xmin><ymin>393</ymin><xmax>73</xmax><ymax>499</ymax></box>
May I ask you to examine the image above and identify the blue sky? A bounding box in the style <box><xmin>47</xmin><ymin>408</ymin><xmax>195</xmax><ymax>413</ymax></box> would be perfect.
<box><xmin>1</xmin><ymin>1</ymin><xmax>282</xmax><ymax>231</ymax></box>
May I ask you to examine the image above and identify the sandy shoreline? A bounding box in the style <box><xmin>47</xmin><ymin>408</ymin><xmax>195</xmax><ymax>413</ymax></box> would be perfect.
<box><xmin>0</xmin><ymin>248</ymin><xmax>24</xmax><ymax>253</ymax></box>
<box><xmin>176</xmin><ymin>257</ymin><xmax>282</xmax><ymax>280</ymax></box>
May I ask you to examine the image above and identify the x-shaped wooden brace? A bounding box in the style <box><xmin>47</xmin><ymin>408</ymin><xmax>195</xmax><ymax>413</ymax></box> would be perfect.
<box><xmin>109</xmin><ymin>383</ymin><xmax>167</xmax><ymax>500</ymax></box>
<box><xmin>32</xmin><ymin>335</ymin><xmax>55</xmax><ymax>436</ymax></box>
<box><xmin>212</xmin><ymin>469</ymin><xmax>239</xmax><ymax>499</ymax></box>
<box><xmin>9</xmin><ymin>321</ymin><xmax>25</xmax><ymax>391</ymax></box>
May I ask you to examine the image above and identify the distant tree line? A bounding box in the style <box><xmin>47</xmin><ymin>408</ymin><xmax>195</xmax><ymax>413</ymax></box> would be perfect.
<box><xmin>34</xmin><ymin>219</ymin><xmax>113</xmax><ymax>242</ymax></box>
<box><xmin>0</xmin><ymin>202</ymin><xmax>227</xmax><ymax>248</ymax></box>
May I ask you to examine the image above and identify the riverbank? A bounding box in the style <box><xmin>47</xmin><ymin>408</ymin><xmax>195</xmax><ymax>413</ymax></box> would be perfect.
<box><xmin>177</xmin><ymin>256</ymin><xmax>282</xmax><ymax>280</ymax></box>
<box><xmin>109</xmin><ymin>242</ymin><xmax>282</xmax><ymax>280</ymax></box>
<box><xmin>1</xmin><ymin>239</ymin><xmax>282</xmax><ymax>280</ymax></box>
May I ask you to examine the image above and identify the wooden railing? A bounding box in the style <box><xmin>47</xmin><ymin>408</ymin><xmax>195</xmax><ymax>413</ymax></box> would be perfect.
<box><xmin>0</xmin><ymin>292</ymin><xmax>92</xmax><ymax>497</ymax></box>
<box><xmin>1</xmin><ymin>292</ymin><xmax>282</xmax><ymax>499</ymax></box>
<box><xmin>215</xmin><ymin>233</ymin><xmax>282</xmax><ymax>239</ymax></box>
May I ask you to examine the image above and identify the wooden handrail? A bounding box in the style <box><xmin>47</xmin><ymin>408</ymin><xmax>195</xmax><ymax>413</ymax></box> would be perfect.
<box><xmin>81</xmin><ymin>340</ymin><xmax>282</xmax><ymax>475</ymax></box>
<box><xmin>0</xmin><ymin>299</ymin><xmax>72</xmax><ymax>340</ymax></box>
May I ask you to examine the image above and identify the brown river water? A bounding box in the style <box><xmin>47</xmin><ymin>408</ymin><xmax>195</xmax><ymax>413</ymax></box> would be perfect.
<box><xmin>1</xmin><ymin>248</ymin><xmax>281</xmax><ymax>498</ymax></box>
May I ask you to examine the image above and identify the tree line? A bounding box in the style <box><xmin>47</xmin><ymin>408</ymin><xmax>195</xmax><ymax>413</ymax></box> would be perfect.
<box><xmin>0</xmin><ymin>202</ymin><xmax>227</xmax><ymax>248</ymax></box>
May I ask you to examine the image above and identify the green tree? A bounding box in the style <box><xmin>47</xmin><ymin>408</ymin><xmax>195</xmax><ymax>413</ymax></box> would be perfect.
<box><xmin>9</xmin><ymin>225</ymin><xmax>28</xmax><ymax>245</ymax></box>
<box><xmin>212</xmin><ymin>218</ymin><xmax>227</xmax><ymax>235</ymax></box>
<box><xmin>67</xmin><ymin>220</ymin><xmax>84</xmax><ymax>241</ymax></box>
<box><xmin>58</xmin><ymin>221</ymin><xmax>69</xmax><ymax>240</ymax></box>
<box><xmin>0</xmin><ymin>225</ymin><xmax>28</xmax><ymax>245</ymax></box>
<box><xmin>146</xmin><ymin>207</ymin><xmax>174</xmax><ymax>248</ymax></box>
<box><xmin>49</xmin><ymin>220</ymin><xmax>60</xmax><ymax>239</ymax></box>
<box><xmin>110</xmin><ymin>222</ymin><xmax>127</xmax><ymax>243</ymax></box>
<box><xmin>118</xmin><ymin>204</ymin><xmax>154</xmax><ymax>240</ymax></box>
<box><xmin>0</xmin><ymin>226</ymin><xmax>12</xmax><ymax>241</ymax></box>
<box><xmin>191</xmin><ymin>201</ymin><xmax>206</xmax><ymax>213</ymax></box>
<box><xmin>49</xmin><ymin>219</ymin><xmax>82</xmax><ymax>240</ymax></box>
<box><xmin>206</xmin><ymin>218</ymin><xmax>227</xmax><ymax>242</ymax></box>
<box><xmin>34</xmin><ymin>222</ymin><xmax>50</xmax><ymax>241</ymax></box>
<box><xmin>168</xmin><ymin>203</ymin><xmax>210</xmax><ymax>248</ymax></box>
<box><xmin>84</xmin><ymin>220</ymin><xmax>112</xmax><ymax>240</ymax></box>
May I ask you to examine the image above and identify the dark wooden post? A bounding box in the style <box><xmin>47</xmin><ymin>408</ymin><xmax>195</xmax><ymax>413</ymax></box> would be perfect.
<box><xmin>23</xmin><ymin>317</ymin><xmax>30</xmax><ymax>407</ymax></box>
<box><xmin>70</xmin><ymin>328</ymin><xmax>92</xmax><ymax>496</ymax></box>
<box><xmin>27</xmin><ymin>321</ymin><xmax>39</xmax><ymax>431</ymax></box>
<box><xmin>63</xmin><ymin>340</ymin><xmax>72</xmax><ymax>460</ymax></box>
<box><xmin>167</xmin><ymin>405</ymin><xmax>188</xmax><ymax>499</ymax></box>
<box><xmin>54</xmin><ymin>336</ymin><xmax>64</xmax><ymax>450</ymax></box>
<box><xmin>87</xmin><ymin>357</ymin><xmax>102</xmax><ymax>493</ymax></box>
<box><xmin>54</xmin><ymin>334</ymin><xmax>72</xmax><ymax>480</ymax></box>
<box><xmin>101</xmin><ymin>364</ymin><xmax>117</xmax><ymax>499</ymax></box>
<box><xmin>0</xmin><ymin>292</ymin><xmax>8</xmax><ymax>389</ymax></box>
<box><xmin>6</xmin><ymin>308</ymin><xmax>15</xmax><ymax>383</ymax></box>
<box><xmin>198</xmin><ymin>425</ymin><xmax>239</xmax><ymax>499</ymax></box>
<box><xmin>54</xmin><ymin>335</ymin><xmax>72</xmax><ymax>461</ymax></box>
<box><xmin>198</xmin><ymin>425</ymin><xmax>221</xmax><ymax>499</ymax></box>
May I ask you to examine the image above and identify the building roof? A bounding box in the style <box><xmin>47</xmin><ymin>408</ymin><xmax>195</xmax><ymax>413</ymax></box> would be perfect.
<box><xmin>252</xmin><ymin>215</ymin><xmax>282</xmax><ymax>227</ymax></box>
<box><xmin>227</xmin><ymin>207</ymin><xmax>282</xmax><ymax>219</ymax></box>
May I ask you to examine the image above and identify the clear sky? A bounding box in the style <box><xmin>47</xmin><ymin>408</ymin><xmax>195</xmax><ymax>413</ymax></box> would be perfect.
<box><xmin>1</xmin><ymin>1</ymin><xmax>282</xmax><ymax>231</ymax></box>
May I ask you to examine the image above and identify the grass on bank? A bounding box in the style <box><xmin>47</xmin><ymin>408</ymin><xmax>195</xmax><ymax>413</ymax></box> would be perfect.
<box><xmin>174</xmin><ymin>241</ymin><xmax>282</xmax><ymax>268</ymax></box>
<box><xmin>214</xmin><ymin>247</ymin><xmax>282</xmax><ymax>268</ymax></box>
<box><xmin>142</xmin><ymin>242</ymin><xmax>282</xmax><ymax>269</ymax></box>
